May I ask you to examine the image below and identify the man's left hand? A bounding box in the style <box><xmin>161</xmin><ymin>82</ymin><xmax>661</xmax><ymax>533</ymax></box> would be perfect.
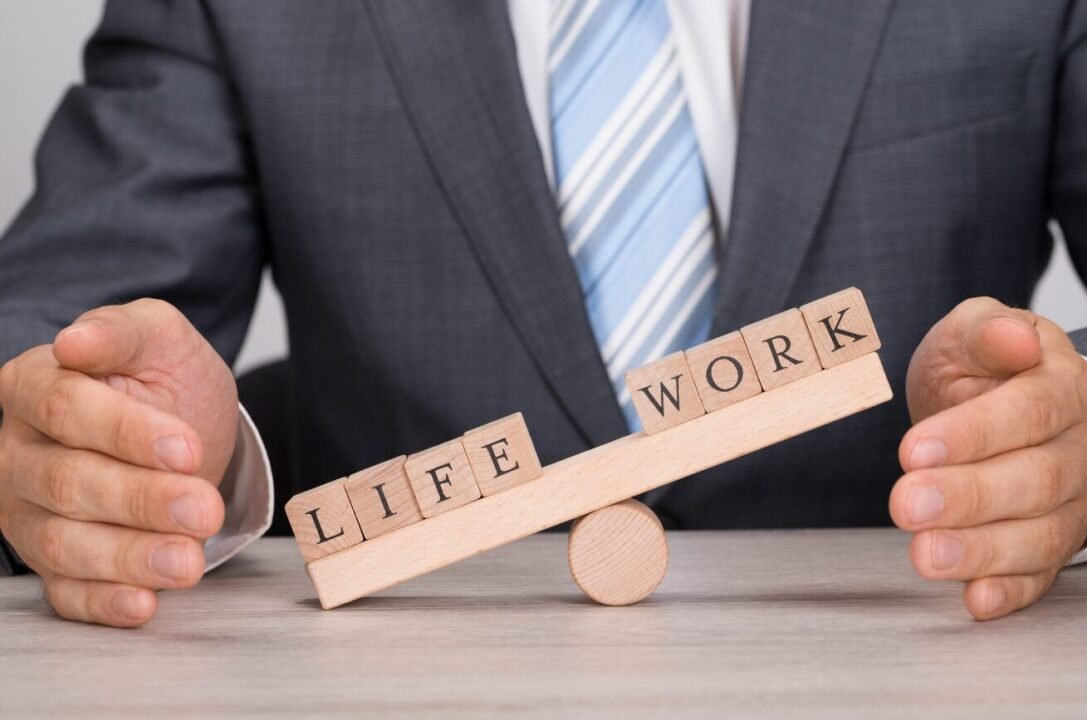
<box><xmin>891</xmin><ymin>296</ymin><xmax>1087</xmax><ymax>620</ymax></box>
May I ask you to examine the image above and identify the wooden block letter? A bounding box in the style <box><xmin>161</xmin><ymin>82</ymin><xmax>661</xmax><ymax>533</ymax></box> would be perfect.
<box><xmin>740</xmin><ymin>308</ymin><xmax>820</xmax><ymax>391</ymax></box>
<box><xmin>462</xmin><ymin>412</ymin><xmax>543</xmax><ymax>496</ymax></box>
<box><xmin>800</xmin><ymin>287</ymin><xmax>882</xmax><ymax>368</ymax></box>
<box><xmin>624</xmin><ymin>351</ymin><xmax>706</xmax><ymax>435</ymax></box>
<box><xmin>684</xmin><ymin>331</ymin><xmax>763</xmax><ymax>412</ymax></box>
<box><xmin>344</xmin><ymin>456</ymin><xmax>423</xmax><ymax>540</ymax></box>
<box><xmin>285</xmin><ymin>479</ymin><xmax>364</xmax><ymax>563</ymax></box>
<box><xmin>405</xmin><ymin>439</ymin><xmax>482</xmax><ymax>518</ymax></box>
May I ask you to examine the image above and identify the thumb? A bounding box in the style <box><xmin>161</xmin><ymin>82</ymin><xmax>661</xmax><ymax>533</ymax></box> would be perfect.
<box><xmin>52</xmin><ymin>299</ymin><xmax>198</xmax><ymax>377</ymax></box>
<box><xmin>938</xmin><ymin>297</ymin><xmax>1041</xmax><ymax>379</ymax></box>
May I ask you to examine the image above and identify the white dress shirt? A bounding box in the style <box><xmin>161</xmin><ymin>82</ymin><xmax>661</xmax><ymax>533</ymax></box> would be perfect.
<box><xmin>209</xmin><ymin>0</ymin><xmax>1087</xmax><ymax>571</ymax></box>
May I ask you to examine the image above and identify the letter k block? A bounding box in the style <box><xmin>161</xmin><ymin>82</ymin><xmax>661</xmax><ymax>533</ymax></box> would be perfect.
<box><xmin>625</xmin><ymin>351</ymin><xmax>706</xmax><ymax>435</ymax></box>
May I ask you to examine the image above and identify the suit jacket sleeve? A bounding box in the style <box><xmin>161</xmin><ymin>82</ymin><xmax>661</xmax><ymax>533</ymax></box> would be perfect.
<box><xmin>1052</xmin><ymin>0</ymin><xmax>1087</xmax><ymax>276</ymax></box>
<box><xmin>0</xmin><ymin>0</ymin><xmax>265</xmax><ymax>367</ymax></box>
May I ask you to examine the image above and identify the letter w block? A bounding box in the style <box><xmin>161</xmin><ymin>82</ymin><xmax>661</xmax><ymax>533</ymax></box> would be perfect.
<box><xmin>625</xmin><ymin>351</ymin><xmax>706</xmax><ymax>435</ymax></box>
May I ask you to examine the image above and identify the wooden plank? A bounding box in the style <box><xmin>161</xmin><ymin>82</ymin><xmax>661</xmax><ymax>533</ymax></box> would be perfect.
<box><xmin>307</xmin><ymin>352</ymin><xmax>893</xmax><ymax>609</ymax></box>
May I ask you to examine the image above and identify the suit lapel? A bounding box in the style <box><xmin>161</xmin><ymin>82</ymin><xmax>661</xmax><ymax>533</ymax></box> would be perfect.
<box><xmin>714</xmin><ymin>0</ymin><xmax>896</xmax><ymax>332</ymax></box>
<box><xmin>362</xmin><ymin>0</ymin><xmax>627</xmax><ymax>446</ymax></box>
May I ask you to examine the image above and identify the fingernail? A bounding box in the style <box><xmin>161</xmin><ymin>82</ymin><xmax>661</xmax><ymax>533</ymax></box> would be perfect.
<box><xmin>154</xmin><ymin>435</ymin><xmax>193</xmax><ymax>472</ymax></box>
<box><xmin>56</xmin><ymin>322</ymin><xmax>93</xmax><ymax>343</ymax></box>
<box><xmin>910</xmin><ymin>438</ymin><xmax>948</xmax><ymax>470</ymax></box>
<box><xmin>112</xmin><ymin>589</ymin><xmax>148</xmax><ymax>621</ymax></box>
<box><xmin>987</xmin><ymin>584</ymin><xmax>1007</xmax><ymax>615</ymax></box>
<box><xmin>907</xmin><ymin>485</ymin><xmax>945</xmax><ymax>524</ymax></box>
<box><xmin>168</xmin><ymin>494</ymin><xmax>207</xmax><ymax>534</ymax></box>
<box><xmin>150</xmin><ymin>543</ymin><xmax>191</xmax><ymax>581</ymax></box>
<box><xmin>931</xmin><ymin>533</ymin><xmax>964</xmax><ymax>570</ymax></box>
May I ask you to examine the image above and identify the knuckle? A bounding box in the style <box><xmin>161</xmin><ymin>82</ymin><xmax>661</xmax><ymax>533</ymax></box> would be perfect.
<box><xmin>1029</xmin><ymin>451</ymin><xmax>1063</xmax><ymax>513</ymax></box>
<box><xmin>1039</xmin><ymin>516</ymin><xmax>1067</xmax><ymax>564</ymax></box>
<box><xmin>123</xmin><ymin>479</ymin><xmax>152</xmax><ymax>529</ymax></box>
<box><xmin>974</xmin><ymin>530</ymin><xmax>998</xmax><ymax>576</ymax></box>
<box><xmin>39</xmin><ymin>516</ymin><xmax>67</xmax><ymax>571</ymax></box>
<box><xmin>38</xmin><ymin>384</ymin><xmax>74</xmax><ymax>442</ymax></box>
<box><xmin>1024</xmin><ymin>386</ymin><xmax>1058</xmax><ymax>447</ymax></box>
<box><xmin>0</xmin><ymin>359</ymin><xmax>15</xmax><ymax>404</ymax></box>
<box><xmin>46</xmin><ymin>455</ymin><xmax>80</xmax><ymax>517</ymax></box>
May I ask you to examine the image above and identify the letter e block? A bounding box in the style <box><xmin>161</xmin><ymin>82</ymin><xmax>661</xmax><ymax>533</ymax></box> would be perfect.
<box><xmin>462</xmin><ymin>412</ymin><xmax>543</xmax><ymax>496</ymax></box>
<box><xmin>800</xmin><ymin>287</ymin><xmax>881</xmax><ymax>368</ymax></box>
<box><xmin>405</xmin><ymin>439</ymin><xmax>482</xmax><ymax>518</ymax></box>
<box><xmin>740</xmin><ymin>308</ymin><xmax>820</xmax><ymax>391</ymax></box>
<box><xmin>624</xmin><ymin>351</ymin><xmax>706</xmax><ymax>435</ymax></box>
<box><xmin>285</xmin><ymin>479</ymin><xmax>364</xmax><ymax>563</ymax></box>
<box><xmin>684</xmin><ymin>331</ymin><xmax>763</xmax><ymax>412</ymax></box>
<box><xmin>344</xmin><ymin>456</ymin><xmax>423</xmax><ymax>540</ymax></box>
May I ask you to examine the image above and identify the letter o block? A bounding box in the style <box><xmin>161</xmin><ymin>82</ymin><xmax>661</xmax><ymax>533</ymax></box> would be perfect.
<box><xmin>684</xmin><ymin>331</ymin><xmax>763</xmax><ymax>412</ymax></box>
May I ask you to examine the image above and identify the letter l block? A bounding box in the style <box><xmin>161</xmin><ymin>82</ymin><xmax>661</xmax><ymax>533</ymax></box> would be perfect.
<box><xmin>285</xmin><ymin>479</ymin><xmax>365</xmax><ymax>563</ymax></box>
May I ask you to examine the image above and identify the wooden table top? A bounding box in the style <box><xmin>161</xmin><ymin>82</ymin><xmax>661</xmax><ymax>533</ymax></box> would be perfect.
<box><xmin>2</xmin><ymin>531</ymin><xmax>1086</xmax><ymax>719</ymax></box>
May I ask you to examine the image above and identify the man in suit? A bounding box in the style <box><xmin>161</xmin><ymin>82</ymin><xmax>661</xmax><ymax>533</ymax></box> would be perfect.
<box><xmin>1</xmin><ymin>0</ymin><xmax>1086</xmax><ymax>627</ymax></box>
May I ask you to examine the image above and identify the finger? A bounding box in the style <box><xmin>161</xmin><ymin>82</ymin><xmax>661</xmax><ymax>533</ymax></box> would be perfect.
<box><xmin>908</xmin><ymin>500</ymin><xmax>1087</xmax><ymax>580</ymax></box>
<box><xmin>9</xmin><ymin>501</ymin><xmax>205</xmax><ymax>589</ymax></box>
<box><xmin>900</xmin><ymin>367</ymin><xmax>1087</xmax><ymax>471</ymax></box>
<box><xmin>14</xmin><ymin>443</ymin><xmax>224</xmax><ymax>537</ymax></box>
<box><xmin>0</xmin><ymin>351</ymin><xmax>202</xmax><ymax>474</ymax></box>
<box><xmin>52</xmin><ymin>299</ymin><xmax>196</xmax><ymax>378</ymax></box>
<box><xmin>935</xmin><ymin>297</ymin><xmax>1041</xmax><ymax>379</ymax></box>
<box><xmin>40</xmin><ymin>571</ymin><xmax>158</xmax><ymax>628</ymax></box>
<box><xmin>962</xmin><ymin>569</ymin><xmax>1059</xmax><ymax>621</ymax></box>
<box><xmin>891</xmin><ymin>429</ymin><xmax>1087</xmax><ymax>530</ymax></box>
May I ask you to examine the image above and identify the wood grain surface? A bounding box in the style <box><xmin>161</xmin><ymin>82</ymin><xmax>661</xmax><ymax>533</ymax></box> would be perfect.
<box><xmin>2</xmin><ymin>533</ymin><xmax>1086</xmax><ymax>719</ymax></box>
<box><xmin>308</xmin><ymin>353</ymin><xmax>893</xmax><ymax>608</ymax></box>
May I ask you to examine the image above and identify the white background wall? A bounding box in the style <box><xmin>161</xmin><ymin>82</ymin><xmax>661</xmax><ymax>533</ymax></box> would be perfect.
<box><xmin>2</xmin><ymin>1</ymin><xmax>1086</xmax><ymax>375</ymax></box>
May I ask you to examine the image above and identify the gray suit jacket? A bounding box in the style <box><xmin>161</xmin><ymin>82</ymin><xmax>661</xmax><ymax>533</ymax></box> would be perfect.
<box><xmin>2</xmin><ymin>0</ymin><xmax>1086</xmax><ymax>531</ymax></box>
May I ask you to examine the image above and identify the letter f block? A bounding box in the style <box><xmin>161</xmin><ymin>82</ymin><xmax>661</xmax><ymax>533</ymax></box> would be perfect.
<box><xmin>625</xmin><ymin>351</ymin><xmax>706</xmax><ymax>435</ymax></box>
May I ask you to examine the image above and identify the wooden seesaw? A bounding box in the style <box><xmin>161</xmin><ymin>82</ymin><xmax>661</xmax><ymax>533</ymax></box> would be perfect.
<box><xmin>286</xmin><ymin>288</ymin><xmax>893</xmax><ymax>608</ymax></box>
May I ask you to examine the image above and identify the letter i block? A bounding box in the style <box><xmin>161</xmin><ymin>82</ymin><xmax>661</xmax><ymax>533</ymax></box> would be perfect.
<box><xmin>800</xmin><ymin>287</ymin><xmax>881</xmax><ymax>368</ymax></box>
<box><xmin>344</xmin><ymin>456</ymin><xmax>423</xmax><ymax>540</ymax></box>
<box><xmin>624</xmin><ymin>351</ymin><xmax>706</xmax><ymax>435</ymax></box>
<box><xmin>463</xmin><ymin>412</ymin><xmax>543</xmax><ymax>496</ymax></box>
<box><xmin>740</xmin><ymin>308</ymin><xmax>820</xmax><ymax>391</ymax></box>
<box><xmin>285</xmin><ymin>479</ymin><xmax>364</xmax><ymax>563</ymax></box>
<box><xmin>405</xmin><ymin>439</ymin><xmax>482</xmax><ymax>518</ymax></box>
<box><xmin>684</xmin><ymin>331</ymin><xmax>763</xmax><ymax>412</ymax></box>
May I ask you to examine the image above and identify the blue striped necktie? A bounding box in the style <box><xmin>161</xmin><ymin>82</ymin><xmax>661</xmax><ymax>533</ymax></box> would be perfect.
<box><xmin>549</xmin><ymin>0</ymin><xmax>717</xmax><ymax>431</ymax></box>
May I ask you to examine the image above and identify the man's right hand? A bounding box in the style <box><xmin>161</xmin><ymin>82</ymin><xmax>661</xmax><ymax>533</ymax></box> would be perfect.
<box><xmin>0</xmin><ymin>299</ymin><xmax>239</xmax><ymax>627</ymax></box>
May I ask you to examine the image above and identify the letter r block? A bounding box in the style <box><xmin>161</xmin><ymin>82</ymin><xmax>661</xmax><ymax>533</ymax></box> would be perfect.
<box><xmin>405</xmin><ymin>439</ymin><xmax>482</xmax><ymax>518</ymax></box>
<box><xmin>285</xmin><ymin>479</ymin><xmax>365</xmax><ymax>563</ymax></box>
<box><xmin>344</xmin><ymin>456</ymin><xmax>423</xmax><ymax>541</ymax></box>
<box><xmin>462</xmin><ymin>413</ymin><xmax>543</xmax><ymax>496</ymax></box>
<box><xmin>624</xmin><ymin>351</ymin><xmax>706</xmax><ymax>435</ymax></box>
<box><xmin>800</xmin><ymin>287</ymin><xmax>882</xmax><ymax>368</ymax></box>
<box><xmin>684</xmin><ymin>331</ymin><xmax>763</xmax><ymax>412</ymax></box>
<box><xmin>740</xmin><ymin>308</ymin><xmax>820</xmax><ymax>391</ymax></box>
